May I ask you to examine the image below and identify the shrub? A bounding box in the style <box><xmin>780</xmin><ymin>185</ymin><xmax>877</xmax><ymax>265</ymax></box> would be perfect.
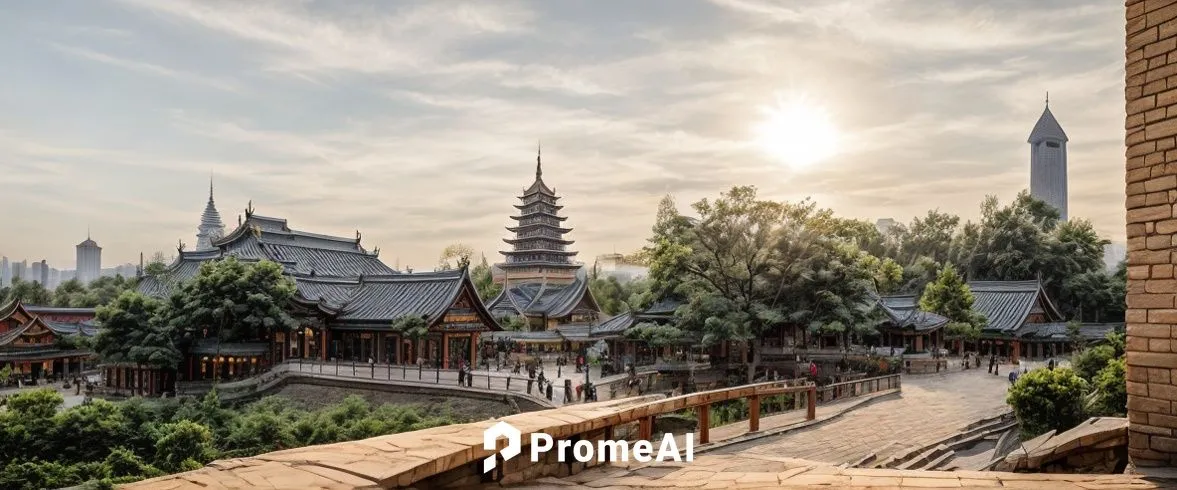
<box><xmin>1006</xmin><ymin>367</ymin><xmax>1089</xmax><ymax>439</ymax></box>
<box><xmin>1072</xmin><ymin>344</ymin><xmax>1115</xmax><ymax>382</ymax></box>
<box><xmin>1090</xmin><ymin>358</ymin><xmax>1127</xmax><ymax>416</ymax></box>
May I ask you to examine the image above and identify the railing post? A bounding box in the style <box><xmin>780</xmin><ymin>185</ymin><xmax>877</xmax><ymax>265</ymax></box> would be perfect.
<box><xmin>436</xmin><ymin>367</ymin><xmax>440</xmax><ymax>383</ymax></box>
<box><xmin>418</xmin><ymin>364</ymin><xmax>423</xmax><ymax>380</ymax></box>
<box><xmin>507</xmin><ymin>376</ymin><xmax>511</xmax><ymax>390</ymax></box>
<box><xmin>639</xmin><ymin>415</ymin><xmax>653</xmax><ymax>441</ymax></box>
<box><xmin>807</xmin><ymin>385</ymin><xmax>816</xmax><ymax>420</ymax></box>
<box><xmin>698</xmin><ymin>404</ymin><xmax>710</xmax><ymax>443</ymax></box>
<box><xmin>749</xmin><ymin>396</ymin><xmax>760</xmax><ymax>433</ymax></box>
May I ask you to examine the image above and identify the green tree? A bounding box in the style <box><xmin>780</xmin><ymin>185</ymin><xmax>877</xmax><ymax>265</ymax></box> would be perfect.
<box><xmin>625</xmin><ymin>322</ymin><xmax>686</xmax><ymax>348</ymax></box>
<box><xmin>4</xmin><ymin>278</ymin><xmax>53</xmax><ymax>305</ymax></box>
<box><xmin>94</xmin><ymin>291</ymin><xmax>165</xmax><ymax>365</ymax></box>
<box><xmin>650</xmin><ymin>187</ymin><xmax>824</xmax><ymax>382</ymax></box>
<box><xmin>391</xmin><ymin>315</ymin><xmax>429</xmax><ymax>350</ymax></box>
<box><xmin>153</xmin><ymin>420</ymin><xmax>216</xmax><ymax>472</ymax></box>
<box><xmin>1072</xmin><ymin>344</ymin><xmax>1116</xmax><ymax>383</ymax></box>
<box><xmin>52</xmin><ymin>399</ymin><xmax>128</xmax><ymax>464</ymax></box>
<box><xmin>162</xmin><ymin>258</ymin><xmax>297</xmax><ymax>343</ymax></box>
<box><xmin>1006</xmin><ymin>367</ymin><xmax>1089</xmax><ymax>439</ymax></box>
<box><xmin>919</xmin><ymin>264</ymin><xmax>986</xmax><ymax>341</ymax></box>
<box><xmin>1089</xmin><ymin>357</ymin><xmax>1126</xmax><ymax>416</ymax></box>
<box><xmin>104</xmin><ymin>447</ymin><xmax>162</xmax><ymax>479</ymax></box>
<box><xmin>497</xmin><ymin>315</ymin><xmax>528</xmax><ymax>331</ymax></box>
<box><xmin>894</xmin><ymin>210</ymin><xmax>960</xmax><ymax>266</ymax></box>
<box><xmin>52</xmin><ymin>279</ymin><xmax>87</xmax><ymax>307</ymax></box>
<box><xmin>470</xmin><ymin>254</ymin><xmax>502</xmax><ymax>301</ymax></box>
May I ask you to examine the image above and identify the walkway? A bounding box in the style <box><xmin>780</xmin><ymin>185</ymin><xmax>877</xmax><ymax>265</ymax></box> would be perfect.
<box><xmin>712</xmin><ymin>366</ymin><xmax>1013</xmax><ymax>465</ymax></box>
<box><xmin>179</xmin><ymin>359</ymin><xmax>655</xmax><ymax>408</ymax></box>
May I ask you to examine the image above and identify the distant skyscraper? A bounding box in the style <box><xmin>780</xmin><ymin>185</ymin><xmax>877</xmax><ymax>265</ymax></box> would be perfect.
<box><xmin>1029</xmin><ymin>95</ymin><xmax>1069</xmax><ymax>221</ymax></box>
<box><xmin>76</xmin><ymin>233</ymin><xmax>102</xmax><ymax>284</ymax></box>
<box><xmin>0</xmin><ymin>256</ymin><xmax>8</xmax><ymax>287</ymax></box>
<box><xmin>30</xmin><ymin>261</ymin><xmax>42</xmax><ymax>285</ymax></box>
<box><xmin>12</xmin><ymin>260</ymin><xmax>25</xmax><ymax>281</ymax></box>
<box><xmin>39</xmin><ymin>260</ymin><xmax>48</xmax><ymax>287</ymax></box>
<box><xmin>196</xmin><ymin>177</ymin><xmax>226</xmax><ymax>251</ymax></box>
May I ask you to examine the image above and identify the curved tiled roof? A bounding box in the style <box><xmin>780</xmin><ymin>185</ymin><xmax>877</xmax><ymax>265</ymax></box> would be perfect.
<box><xmin>967</xmin><ymin>280</ymin><xmax>1062</xmax><ymax>333</ymax></box>
<box><xmin>877</xmin><ymin>295</ymin><xmax>949</xmax><ymax>332</ymax></box>
<box><xmin>487</xmin><ymin>269</ymin><xmax>598</xmax><ymax>318</ymax></box>
<box><xmin>291</xmin><ymin>269</ymin><xmax>501</xmax><ymax>329</ymax></box>
<box><xmin>591</xmin><ymin>312</ymin><xmax>635</xmax><ymax>337</ymax></box>
<box><xmin>137</xmin><ymin>213</ymin><xmax>395</xmax><ymax>298</ymax></box>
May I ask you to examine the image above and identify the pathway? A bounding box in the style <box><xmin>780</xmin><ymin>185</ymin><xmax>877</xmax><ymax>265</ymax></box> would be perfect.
<box><xmin>711</xmin><ymin>366</ymin><xmax>1014</xmax><ymax>465</ymax></box>
<box><xmin>181</xmin><ymin>359</ymin><xmax>655</xmax><ymax>407</ymax></box>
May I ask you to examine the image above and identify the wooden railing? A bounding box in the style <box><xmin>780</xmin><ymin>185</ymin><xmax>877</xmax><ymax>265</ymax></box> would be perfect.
<box><xmin>814</xmin><ymin>373</ymin><xmax>902</xmax><ymax>404</ymax></box>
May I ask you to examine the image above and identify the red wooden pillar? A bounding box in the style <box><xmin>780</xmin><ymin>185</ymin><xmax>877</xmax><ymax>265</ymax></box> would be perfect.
<box><xmin>639</xmin><ymin>415</ymin><xmax>653</xmax><ymax>441</ymax></box>
<box><xmin>320</xmin><ymin>329</ymin><xmax>329</xmax><ymax>360</ymax></box>
<box><xmin>749</xmin><ymin>396</ymin><xmax>761</xmax><ymax>432</ymax></box>
<box><xmin>806</xmin><ymin>386</ymin><xmax>817</xmax><ymax>420</ymax></box>
<box><xmin>442</xmin><ymin>334</ymin><xmax>450</xmax><ymax>369</ymax></box>
<box><xmin>698</xmin><ymin>404</ymin><xmax>710</xmax><ymax>443</ymax></box>
<box><xmin>470</xmin><ymin>333</ymin><xmax>479</xmax><ymax>367</ymax></box>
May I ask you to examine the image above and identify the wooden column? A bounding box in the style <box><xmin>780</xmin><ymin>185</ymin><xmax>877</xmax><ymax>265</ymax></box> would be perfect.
<box><xmin>806</xmin><ymin>386</ymin><xmax>816</xmax><ymax>420</ymax></box>
<box><xmin>697</xmin><ymin>405</ymin><xmax>710</xmax><ymax>443</ymax></box>
<box><xmin>639</xmin><ymin>415</ymin><xmax>654</xmax><ymax>441</ymax></box>
<box><xmin>748</xmin><ymin>396</ymin><xmax>760</xmax><ymax>432</ymax></box>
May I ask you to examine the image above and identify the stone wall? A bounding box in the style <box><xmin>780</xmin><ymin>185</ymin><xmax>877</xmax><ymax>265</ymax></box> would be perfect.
<box><xmin>1126</xmin><ymin>0</ymin><xmax>1177</xmax><ymax>468</ymax></box>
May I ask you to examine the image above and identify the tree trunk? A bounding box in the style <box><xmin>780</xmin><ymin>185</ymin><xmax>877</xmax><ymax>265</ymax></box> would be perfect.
<box><xmin>746</xmin><ymin>339</ymin><xmax>762</xmax><ymax>384</ymax></box>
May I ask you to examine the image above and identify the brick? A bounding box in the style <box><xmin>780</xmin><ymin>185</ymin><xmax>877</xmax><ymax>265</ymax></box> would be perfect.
<box><xmin>1147</xmin><ymin>153</ymin><xmax>1166</xmax><ymax>166</ymax></box>
<box><xmin>1152</xmin><ymin>367</ymin><xmax>1174</xmax><ymax>384</ymax></box>
<box><xmin>1148</xmin><ymin>117</ymin><xmax>1177</xmax><ymax>139</ymax></box>
<box><xmin>1131</xmin><ymin>250</ymin><xmax>1175</xmax><ymax>265</ymax></box>
<box><xmin>1146</xmin><ymin>78</ymin><xmax>1169</xmax><ymax>95</ymax></box>
<box><xmin>1129</xmin><ymin>323</ymin><xmax>1172</xmax><ymax>338</ymax></box>
<box><xmin>1149</xmin><ymin>235</ymin><xmax>1175</xmax><ymax>250</ymax></box>
<box><xmin>1131</xmin><ymin>365</ymin><xmax>1150</xmax><ymax>383</ymax></box>
<box><xmin>1130</xmin><ymin>351</ymin><xmax>1177</xmax><ymax>369</ymax></box>
<box><xmin>1128</xmin><ymin>204</ymin><xmax>1173</xmax><ymax>223</ymax></box>
<box><xmin>1151</xmin><ymin>412</ymin><xmax>1177</xmax><ymax>429</ymax></box>
<box><xmin>1148</xmin><ymin>56</ymin><xmax>1177</xmax><ymax>79</ymax></box>
<box><xmin>1130</xmin><ymin>336</ymin><xmax>1153</xmax><ymax>353</ymax></box>
<box><xmin>1130</xmin><ymin>112</ymin><xmax>1147</xmax><ymax>131</ymax></box>
<box><xmin>1133</xmin><ymin>94</ymin><xmax>1160</xmax><ymax>116</ymax></box>
<box><xmin>1159</xmin><ymin>219</ymin><xmax>1177</xmax><ymax>234</ymax></box>
<box><xmin>1132</xmin><ymin>193</ymin><xmax>1150</xmax><ymax>210</ymax></box>
<box><xmin>1130</xmin><ymin>141</ymin><xmax>1158</xmax><ymax>158</ymax></box>
<box><xmin>1135</xmin><ymin>423</ymin><xmax>1174</xmax><ymax>437</ymax></box>
<box><xmin>1146</xmin><ymin>175</ymin><xmax>1177</xmax><ymax>192</ymax></box>
<box><xmin>1131</xmin><ymin>429</ymin><xmax>1152</xmax><ymax>450</ymax></box>
<box><xmin>1165</xmin><ymin>19</ymin><xmax>1177</xmax><ymax>42</ymax></box>
<box><xmin>1131</xmin><ymin>28</ymin><xmax>1161</xmax><ymax>54</ymax></box>
<box><xmin>1147</xmin><ymin>280</ymin><xmax>1177</xmax><ymax>293</ymax></box>
<box><xmin>1130</xmin><ymin>380</ymin><xmax>1152</xmax><ymax>397</ymax></box>
<box><xmin>1154</xmin><ymin>264</ymin><xmax>1176</xmax><ymax>278</ymax></box>
<box><xmin>1151</xmin><ymin>435</ymin><xmax>1177</xmax><ymax>452</ymax></box>
<box><xmin>1150</xmin><ymin>3</ymin><xmax>1177</xmax><ymax>29</ymax></box>
<box><xmin>1128</xmin><ymin>394</ymin><xmax>1172</xmax><ymax>414</ymax></box>
<box><xmin>1130</xmin><ymin>223</ymin><xmax>1149</xmax><ymax>237</ymax></box>
<box><xmin>1147</xmin><ymin>190</ymin><xmax>1171</xmax><ymax>206</ymax></box>
<box><xmin>1132</xmin><ymin>410</ymin><xmax>1152</xmax><ymax>425</ymax></box>
<box><xmin>1153</xmin><ymin>382</ymin><xmax>1177</xmax><ymax>400</ymax></box>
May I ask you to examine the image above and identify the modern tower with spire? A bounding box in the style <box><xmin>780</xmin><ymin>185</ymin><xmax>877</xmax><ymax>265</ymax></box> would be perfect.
<box><xmin>196</xmin><ymin>176</ymin><xmax>226</xmax><ymax>250</ymax></box>
<box><xmin>75</xmin><ymin>231</ymin><xmax>101</xmax><ymax>285</ymax></box>
<box><xmin>1028</xmin><ymin>93</ymin><xmax>1069</xmax><ymax>221</ymax></box>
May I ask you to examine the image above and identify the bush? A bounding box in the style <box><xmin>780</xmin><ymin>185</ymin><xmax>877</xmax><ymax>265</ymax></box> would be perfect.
<box><xmin>1007</xmin><ymin>367</ymin><xmax>1089</xmax><ymax>439</ymax></box>
<box><xmin>1090</xmin><ymin>358</ymin><xmax>1127</xmax><ymax>416</ymax></box>
<box><xmin>1072</xmin><ymin>344</ymin><xmax>1115</xmax><ymax>382</ymax></box>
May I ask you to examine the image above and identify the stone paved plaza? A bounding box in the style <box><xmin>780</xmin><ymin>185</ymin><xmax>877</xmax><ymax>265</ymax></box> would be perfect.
<box><xmin>712</xmin><ymin>367</ymin><xmax>1014</xmax><ymax>465</ymax></box>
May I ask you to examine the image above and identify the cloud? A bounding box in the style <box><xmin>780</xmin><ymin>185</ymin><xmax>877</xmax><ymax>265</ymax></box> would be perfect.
<box><xmin>0</xmin><ymin>0</ymin><xmax>1131</xmax><ymax>270</ymax></box>
<box><xmin>50</xmin><ymin>44</ymin><xmax>241</xmax><ymax>92</ymax></box>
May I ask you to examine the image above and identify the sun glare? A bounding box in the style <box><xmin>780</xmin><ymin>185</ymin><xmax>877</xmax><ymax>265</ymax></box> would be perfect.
<box><xmin>755</xmin><ymin>93</ymin><xmax>839</xmax><ymax>168</ymax></box>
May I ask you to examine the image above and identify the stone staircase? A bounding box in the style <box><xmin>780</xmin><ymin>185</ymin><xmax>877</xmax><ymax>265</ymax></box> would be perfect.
<box><xmin>855</xmin><ymin>412</ymin><xmax>1017</xmax><ymax>471</ymax></box>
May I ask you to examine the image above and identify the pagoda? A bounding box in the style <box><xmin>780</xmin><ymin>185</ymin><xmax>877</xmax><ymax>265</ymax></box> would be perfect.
<box><xmin>487</xmin><ymin>145</ymin><xmax>600</xmax><ymax>331</ymax></box>
<box><xmin>195</xmin><ymin>176</ymin><xmax>225</xmax><ymax>251</ymax></box>
<box><xmin>496</xmin><ymin>145</ymin><xmax>581</xmax><ymax>284</ymax></box>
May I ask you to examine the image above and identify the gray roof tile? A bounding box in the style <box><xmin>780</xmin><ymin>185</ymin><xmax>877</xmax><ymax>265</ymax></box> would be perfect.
<box><xmin>967</xmin><ymin>280</ymin><xmax>1062</xmax><ymax>333</ymax></box>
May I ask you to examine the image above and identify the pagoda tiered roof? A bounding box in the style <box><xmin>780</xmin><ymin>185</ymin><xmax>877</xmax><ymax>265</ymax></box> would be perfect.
<box><xmin>497</xmin><ymin>146</ymin><xmax>579</xmax><ymax>270</ymax></box>
<box><xmin>486</xmin><ymin>268</ymin><xmax>598</xmax><ymax>319</ymax></box>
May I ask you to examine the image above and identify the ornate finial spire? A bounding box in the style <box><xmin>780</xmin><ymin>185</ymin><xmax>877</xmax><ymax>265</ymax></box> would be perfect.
<box><xmin>209</xmin><ymin>171</ymin><xmax>214</xmax><ymax>201</ymax></box>
<box><xmin>355</xmin><ymin>230</ymin><xmax>362</xmax><ymax>244</ymax></box>
<box><xmin>536</xmin><ymin>140</ymin><xmax>542</xmax><ymax>179</ymax></box>
<box><xmin>1045</xmin><ymin>91</ymin><xmax>1049</xmax><ymax>107</ymax></box>
<box><xmin>87</xmin><ymin>226</ymin><xmax>90</xmax><ymax>240</ymax></box>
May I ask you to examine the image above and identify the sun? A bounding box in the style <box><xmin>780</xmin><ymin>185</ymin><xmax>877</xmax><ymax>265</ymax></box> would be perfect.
<box><xmin>754</xmin><ymin>93</ymin><xmax>839</xmax><ymax>168</ymax></box>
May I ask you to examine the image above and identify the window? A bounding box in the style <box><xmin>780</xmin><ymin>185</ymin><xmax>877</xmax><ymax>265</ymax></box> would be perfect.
<box><xmin>1045</xmin><ymin>141</ymin><xmax>1060</xmax><ymax>148</ymax></box>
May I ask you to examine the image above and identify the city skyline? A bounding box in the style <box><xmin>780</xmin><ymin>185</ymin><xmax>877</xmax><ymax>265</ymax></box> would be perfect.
<box><xmin>0</xmin><ymin>1</ymin><xmax>1126</xmax><ymax>270</ymax></box>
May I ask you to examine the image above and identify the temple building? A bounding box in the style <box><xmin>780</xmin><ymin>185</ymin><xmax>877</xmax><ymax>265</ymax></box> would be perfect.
<box><xmin>0</xmin><ymin>299</ymin><xmax>97</xmax><ymax>381</ymax></box>
<box><xmin>486</xmin><ymin>147</ymin><xmax>601</xmax><ymax>330</ymax></box>
<box><xmin>876</xmin><ymin>294</ymin><xmax>950</xmax><ymax>354</ymax></box>
<box><xmin>138</xmin><ymin>203</ymin><xmax>500</xmax><ymax>379</ymax></box>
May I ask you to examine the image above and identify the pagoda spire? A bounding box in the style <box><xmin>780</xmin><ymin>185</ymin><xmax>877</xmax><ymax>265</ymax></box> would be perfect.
<box><xmin>209</xmin><ymin>171</ymin><xmax>214</xmax><ymax>201</ymax></box>
<box><xmin>536</xmin><ymin>140</ymin><xmax>542</xmax><ymax>180</ymax></box>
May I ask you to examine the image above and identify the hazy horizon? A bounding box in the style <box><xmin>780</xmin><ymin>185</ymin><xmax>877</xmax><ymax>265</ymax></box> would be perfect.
<box><xmin>0</xmin><ymin>1</ymin><xmax>1127</xmax><ymax>270</ymax></box>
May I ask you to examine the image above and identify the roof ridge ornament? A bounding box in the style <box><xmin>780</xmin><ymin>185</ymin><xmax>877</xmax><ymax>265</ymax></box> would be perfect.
<box><xmin>245</xmin><ymin>200</ymin><xmax>254</xmax><ymax>219</ymax></box>
<box><xmin>536</xmin><ymin>140</ymin><xmax>542</xmax><ymax>180</ymax></box>
<box><xmin>177</xmin><ymin>240</ymin><xmax>186</xmax><ymax>254</ymax></box>
<box><xmin>355</xmin><ymin>230</ymin><xmax>362</xmax><ymax>244</ymax></box>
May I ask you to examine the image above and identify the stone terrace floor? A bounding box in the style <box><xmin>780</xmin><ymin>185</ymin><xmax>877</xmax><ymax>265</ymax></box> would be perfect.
<box><xmin>710</xmin><ymin>367</ymin><xmax>1014</xmax><ymax>465</ymax></box>
<box><xmin>512</xmin><ymin>454</ymin><xmax>1163</xmax><ymax>489</ymax></box>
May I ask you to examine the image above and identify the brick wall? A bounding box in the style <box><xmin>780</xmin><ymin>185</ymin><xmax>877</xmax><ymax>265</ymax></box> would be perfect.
<box><xmin>1126</xmin><ymin>0</ymin><xmax>1177</xmax><ymax>468</ymax></box>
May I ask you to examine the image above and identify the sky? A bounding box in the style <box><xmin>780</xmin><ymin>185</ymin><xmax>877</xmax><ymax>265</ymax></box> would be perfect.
<box><xmin>0</xmin><ymin>0</ymin><xmax>1126</xmax><ymax>271</ymax></box>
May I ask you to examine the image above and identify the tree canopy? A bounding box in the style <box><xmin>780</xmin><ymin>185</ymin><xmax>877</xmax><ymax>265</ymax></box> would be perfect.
<box><xmin>161</xmin><ymin>258</ymin><xmax>298</xmax><ymax>343</ymax></box>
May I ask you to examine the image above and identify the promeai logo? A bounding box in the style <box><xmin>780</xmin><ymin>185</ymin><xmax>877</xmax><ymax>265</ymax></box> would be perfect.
<box><xmin>482</xmin><ymin>420</ymin><xmax>693</xmax><ymax>473</ymax></box>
